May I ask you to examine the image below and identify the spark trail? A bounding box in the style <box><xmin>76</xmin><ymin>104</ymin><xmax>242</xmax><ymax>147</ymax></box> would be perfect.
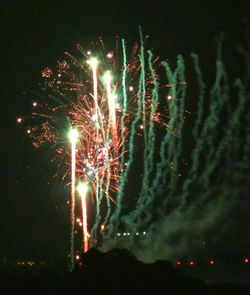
<box><xmin>78</xmin><ymin>182</ymin><xmax>89</xmax><ymax>253</ymax></box>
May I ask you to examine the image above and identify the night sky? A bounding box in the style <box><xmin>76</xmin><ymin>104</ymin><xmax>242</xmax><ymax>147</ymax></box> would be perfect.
<box><xmin>0</xmin><ymin>0</ymin><xmax>249</xmax><ymax>262</ymax></box>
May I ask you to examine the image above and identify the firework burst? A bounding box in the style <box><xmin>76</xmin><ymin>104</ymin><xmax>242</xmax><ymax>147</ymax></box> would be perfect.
<box><xmin>21</xmin><ymin>35</ymin><xmax>168</xmax><ymax>267</ymax></box>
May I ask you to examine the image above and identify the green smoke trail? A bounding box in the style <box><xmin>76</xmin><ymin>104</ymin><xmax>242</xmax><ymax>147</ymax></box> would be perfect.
<box><xmin>198</xmin><ymin>79</ymin><xmax>247</xmax><ymax>191</ymax></box>
<box><xmin>196</xmin><ymin>42</ymin><xmax>230</xmax><ymax>189</ymax></box>
<box><xmin>150</xmin><ymin>58</ymin><xmax>180</xmax><ymax>206</ymax></box>
<box><xmin>190</xmin><ymin>53</ymin><xmax>206</xmax><ymax>140</ymax></box>
<box><xmin>121</xmin><ymin>48</ymin><xmax>160</xmax><ymax>232</ymax></box>
<box><xmin>101</xmin><ymin>30</ymin><xmax>249</xmax><ymax>257</ymax></box>
<box><xmin>133</xmin><ymin>50</ymin><xmax>159</xmax><ymax>225</ymax></box>
<box><xmin>119</xmin><ymin>38</ymin><xmax>128</xmax><ymax>171</ymax></box>
<box><xmin>168</xmin><ymin>55</ymin><xmax>186</xmax><ymax>194</ymax></box>
<box><xmin>107</xmin><ymin>47</ymin><xmax>144</xmax><ymax>236</ymax></box>
<box><xmin>181</xmin><ymin>40</ymin><xmax>227</xmax><ymax>206</ymax></box>
<box><xmin>122</xmin><ymin>39</ymin><xmax>128</xmax><ymax>115</ymax></box>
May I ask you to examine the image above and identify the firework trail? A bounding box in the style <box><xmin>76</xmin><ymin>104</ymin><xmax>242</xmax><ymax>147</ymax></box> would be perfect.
<box><xmin>68</xmin><ymin>128</ymin><xmax>78</xmax><ymax>271</ymax></box>
<box><xmin>78</xmin><ymin>183</ymin><xmax>89</xmax><ymax>253</ymax></box>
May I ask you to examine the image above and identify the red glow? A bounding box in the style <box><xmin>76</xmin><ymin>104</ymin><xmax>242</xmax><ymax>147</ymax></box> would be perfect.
<box><xmin>210</xmin><ymin>260</ymin><xmax>215</xmax><ymax>265</ymax></box>
<box><xmin>189</xmin><ymin>261</ymin><xmax>194</xmax><ymax>266</ymax></box>
<box><xmin>177</xmin><ymin>261</ymin><xmax>181</xmax><ymax>266</ymax></box>
<box><xmin>244</xmin><ymin>258</ymin><xmax>249</xmax><ymax>264</ymax></box>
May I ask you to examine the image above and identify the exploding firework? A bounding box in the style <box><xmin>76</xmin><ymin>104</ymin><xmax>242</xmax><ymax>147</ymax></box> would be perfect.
<box><xmin>22</xmin><ymin>33</ymin><xmax>169</xmax><ymax>267</ymax></box>
<box><xmin>20</xmin><ymin>30</ymin><xmax>249</xmax><ymax>268</ymax></box>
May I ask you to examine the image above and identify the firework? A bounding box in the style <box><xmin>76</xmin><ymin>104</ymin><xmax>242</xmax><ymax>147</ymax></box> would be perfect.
<box><xmin>21</xmin><ymin>33</ymin><xmax>249</xmax><ymax>267</ymax></box>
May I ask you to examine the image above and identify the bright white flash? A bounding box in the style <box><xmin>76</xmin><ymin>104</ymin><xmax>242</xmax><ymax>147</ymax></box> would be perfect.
<box><xmin>68</xmin><ymin>129</ymin><xmax>78</xmax><ymax>143</ymax></box>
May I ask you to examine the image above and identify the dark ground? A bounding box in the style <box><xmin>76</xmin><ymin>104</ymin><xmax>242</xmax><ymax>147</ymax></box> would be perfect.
<box><xmin>1</xmin><ymin>248</ymin><xmax>249</xmax><ymax>294</ymax></box>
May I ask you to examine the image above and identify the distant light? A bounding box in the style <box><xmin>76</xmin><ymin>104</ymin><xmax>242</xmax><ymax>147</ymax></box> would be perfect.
<box><xmin>167</xmin><ymin>95</ymin><xmax>172</xmax><ymax>100</ymax></box>
<box><xmin>76</xmin><ymin>218</ymin><xmax>80</xmax><ymax>223</ymax></box>
<box><xmin>127</xmin><ymin>233</ymin><xmax>130</xmax><ymax>236</ymax></box>
<box><xmin>32</xmin><ymin>102</ymin><xmax>37</xmax><ymax>107</ymax></box>
<box><xmin>189</xmin><ymin>261</ymin><xmax>195</xmax><ymax>266</ymax></box>
<box><xmin>123</xmin><ymin>233</ymin><xmax>127</xmax><ymax>236</ymax></box>
<box><xmin>143</xmin><ymin>231</ymin><xmax>146</xmax><ymax>235</ymax></box>
<box><xmin>139</xmin><ymin>124</ymin><xmax>144</xmax><ymax>130</ymax></box>
<box><xmin>87</xmin><ymin>51</ymin><xmax>91</xmax><ymax>55</ymax></box>
<box><xmin>177</xmin><ymin>261</ymin><xmax>181</xmax><ymax>266</ymax></box>
<box><xmin>68</xmin><ymin>128</ymin><xmax>78</xmax><ymax>143</ymax></box>
<box><xmin>210</xmin><ymin>260</ymin><xmax>215</xmax><ymax>265</ymax></box>
<box><xmin>17</xmin><ymin>117</ymin><xmax>22</xmax><ymax>123</ymax></box>
<box><xmin>129</xmin><ymin>86</ymin><xmax>134</xmax><ymax>92</ymax></box>
<box><xmin>136</xmin><ymin>232</ymin><xmax>139</xmax><ymax>236</ymax></box>
<box><xmin>106</xmin><ymin>52</ymin><xmax>113</xmax><ymax>59</ymax></box>
<box><xmin>76</xmin><ymin>255</ymin><xmax>80</xmax><ymax>260</ymax></box>
<box><xmin>79</xmin><ymin>222</ymin><xmax>82</xmax><ymax>227</ymax></box>
<box><xmin>101</xmin><ymin>224</ymin><xmax>105</xmax><ymax>231</ymax></box>
<box><xmin>244</xmin><ymin>258</ymin><xmax>249</xmax><ymax>264</ymax></box>
<box><xmin>117</xmin><ymin>233</ymin><xmax>121</xmax><ymax>236</ymax></box>
<box><xmin>27</xmin><ymin>129</ymin><xmax>31</xmax><ymax>134</ymax></box>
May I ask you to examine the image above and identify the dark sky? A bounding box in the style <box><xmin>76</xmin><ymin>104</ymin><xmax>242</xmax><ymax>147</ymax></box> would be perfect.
<box><xmin>0</xmin><ymin>0</ymin><xmax>249</xmax><ymax>261</ymax></box>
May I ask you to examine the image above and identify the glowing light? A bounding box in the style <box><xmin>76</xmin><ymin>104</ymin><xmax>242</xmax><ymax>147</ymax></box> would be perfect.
<box><xmin>244</xmin><ymin>258</ymin><xmax>249</xmax><ymax>264</ymax></box>
<box><xmin>27</xmin><ymin>129</ymin><xmax>31</xmax><ymax>134</ymax></box>
<box><xmin>87</xmin><ymin>57</ymin><xmax>98</xmax><ymax>68</ymax></box>
<box><xmin>103</xmin><ymin>70</ymin><xmax>112</xmax><ymax>85</ymax></box>
<box><xmin>177</xmin><ymin>261</ymin><xmax>181</xmax><ymax>266</ymax></box>
<box><xmin>17</xmin><ymin>117</ymin><xmax>22</xmax><ymax>123</ymax></box>
<box><xmin>77</xmin><ymin>182</ymin><xmax>88</xmax><ymax>196</ymax></box>
<box><xmin>189</xmin><ymin>261</ymin><xmax>195</xmax><ymax>266</ymax></box>
<box><xmin>68</xmin><ymin>129</ymin><xmax>79</xmax><ymax>144</ymax></box>
<box><xmin>107</xmin><ymin>52</ymin><xmax>113</xmax><ymax>59</ymax></box>
<box><xmin>87</xmin><ymin>51</ymin><xmax>91</xmax><ymax>55</ymax></box>
<box><xmin>167</xmin><ymin>95</ymin><xmax>172</xmax><ymax>100</ymax></box>
<box><xmin>210</xmin><ymin>260</ymin><xmax>215</xmax><ymax>265</ymax></box>
<box><xmin>32</xmin><ymin>102</ymin><xmax>38</xmax><ymax>107</ymax></box>
<box><xmin>76</xmin><ymin>255</ymin><xmax>80</xmax><ymax>260</ymax></box>
<box><xmin>76</xmin><ymin>218</ymin><xmax>80</xmax><ymax>223</ymax></box>
<box><xmin>129</xmin><ymin>86</ymin><xmax>134</xmax><ymax>92</ymax></box>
